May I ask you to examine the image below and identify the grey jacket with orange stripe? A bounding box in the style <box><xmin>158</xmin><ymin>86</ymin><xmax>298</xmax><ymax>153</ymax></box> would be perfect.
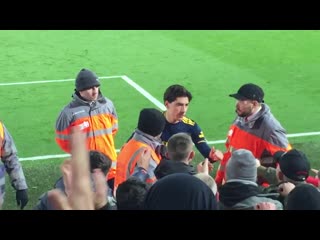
<box><xmin>55</xmin><ymin>91</ymin><xmax>118</xmax><ymax>179</ymax></box>
<box><xmin>0</xmin><ymin>121</ymin><xmax>28</xmax><ymax>204</ymax></box>
<box><xmin>215</xmin><ymin>104</ymin><xmax>292</xmax><ymax>185</ymax></box>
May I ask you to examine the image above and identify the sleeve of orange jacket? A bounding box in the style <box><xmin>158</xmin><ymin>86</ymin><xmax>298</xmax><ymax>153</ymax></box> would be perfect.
<box><xmin>110</xmin><ymin>100</ymin><xmax>118</xmax><ymax>136</ymax></box>
<box><xmin>55</xmin><ymin>110</ymin><xmax>72</xmax><ymax>153</ymax></box>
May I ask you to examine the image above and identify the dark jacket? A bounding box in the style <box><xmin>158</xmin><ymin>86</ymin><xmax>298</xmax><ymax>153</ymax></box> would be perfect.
<box><xmin>144</xmin><ymin>173</ymin><xmax>218</xmax><ymax>210</ymax></box>
<box><xmin>154</xmin><ymin>159</ymin><xmax>197</xmax><ymax>179</ymax></box>
<box><xmin>219</xmin><ymin>180</ymin><xmax>283</xmax><ymax>210</ymax></box>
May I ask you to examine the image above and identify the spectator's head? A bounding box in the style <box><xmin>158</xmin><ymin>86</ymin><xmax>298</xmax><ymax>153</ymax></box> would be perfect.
<box><xmin>164</xmin><ymin>84</ymin><xmax>192</xmax><ymax>103</ymax></box>
<box><xmin>89</xmin><ymin>150</ymin><xmax>112</xmax><ymax>176</ymax></box>
<box><xmin>229</xmin><ymin>83</ymin><xmax>264</xmax><ymax>118</ymax></box>
<box><xmin>137</xmin><ymin>108</ymin><xmax>166</xmax><ymax>137</ymax></box>
<box><xmin>167</xmin><ymin>133</ymin><xmax>194</xmax><ymax>163</ymax></box>
<box><xmin>144</xmin><ymin>173</ymin><xmax>218</xmax><ymax>210</ymax></box>
<box><xmin>274</xmin><ymin>149</ymin><xmax>310</xmax><ymax>184</ymax></box>
<box><xmin>163</xmin><ymin>85</ymin><xmax>192</xmax><ymax>123</ymax></box>
<box><xmin>75</xmin><ymin>68</ymin><xmax>101</xmax><ymax>101</ymax></box>
<box><xmin>226</xmin><ymin>149</ymin><xmax>257</xmax><ymax>183</ymax></box>
<box><xmin>286</xmin><ymin>183</ymin><xmax>320</xmax><ymax>210</ymax></box>
<box><xmin>194</xmin><ymin>173</ymin><xmax>218</xmax><ymax>195</ymax></box>
<box><xmin>116</xmin><ymin>177</ymin><xmax>149</xmax><ymax>210</ymax></box>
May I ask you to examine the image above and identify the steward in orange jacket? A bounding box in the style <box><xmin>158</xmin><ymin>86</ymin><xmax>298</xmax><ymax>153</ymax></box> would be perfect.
<box><xmin>55</xmin><ymin>69</ymin><xmax>118</xmax><ymax>189</ymax></box>
<box><xmin>215</xmin><ymin>83</ymin><xmax>292</xmax><ymax>186</ymax></box>
<box><xmin>115</xmin><ymin>108</ymin><xmax>166</xmax><ymax>192</ymax></box>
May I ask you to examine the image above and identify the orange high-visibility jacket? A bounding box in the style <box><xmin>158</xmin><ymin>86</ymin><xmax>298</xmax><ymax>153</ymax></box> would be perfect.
<box><xmin>215</xmin><ymin>104</ymin><xmax>292</xmax><ymax>185</ymax></box>
<box><xmin>115</xmin><ymin>137</ymin><xmax>161</xmax><ymax>190</ymax></box>
<box><xmin>55</xmin><ymin>93</ymin><xmax>118</xmax><ymax>179</ymax></box>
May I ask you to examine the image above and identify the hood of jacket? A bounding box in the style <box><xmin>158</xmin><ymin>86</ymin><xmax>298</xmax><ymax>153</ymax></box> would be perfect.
<box><xmin>219</xmin><ymin>181</ymin><xmax>259</xmax><ymax>208</ymax></box>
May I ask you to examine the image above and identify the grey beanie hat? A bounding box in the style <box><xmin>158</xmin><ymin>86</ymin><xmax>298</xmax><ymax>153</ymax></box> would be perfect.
<box><xmin>75</xmin><ymin>68</ymin><xmax>101</xmax><ymax>91</ymax></box>
<box><xmin>226</xmin><ymin>149</ymin><xmax>257</xmax><ymax>182</ymax></box>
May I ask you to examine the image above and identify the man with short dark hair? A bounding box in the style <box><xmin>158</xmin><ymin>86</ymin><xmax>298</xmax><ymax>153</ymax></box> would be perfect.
<box><xmin>55</xmin><ymin>68</ymin><xmax>118</xmax><ymax>191</ymax></box>
<box><xmin>161</xmin><ymin>84</ymin><xmax>218</xmax><ymax>162</ymax></box>
<box><xmin>214</xmin><ymin>83</ymin><xmax>292</xmax><ymax>186</ymax></box>
<box><xmin>116</xmin><ymin>177</ymin><xmax>149</xmax><ymax>210</ymax></box>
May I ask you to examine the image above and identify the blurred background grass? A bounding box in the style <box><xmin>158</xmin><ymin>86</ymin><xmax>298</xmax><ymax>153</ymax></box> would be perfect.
<box><xmin>1</xmin><ymin>30</ymin><xmax>319</xmax><ymax>209</ymax></box>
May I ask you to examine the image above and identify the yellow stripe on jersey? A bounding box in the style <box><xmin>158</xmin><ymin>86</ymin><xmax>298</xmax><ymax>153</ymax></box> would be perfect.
<box><xmin>198</xmin><ymin>131</ymin><xmax>204</xmax><ymax>139</ymax></box>
<box><xmin>182</xmin><ymin>117</ymin><xmax>195</xmax><ymax>126</ymax></box>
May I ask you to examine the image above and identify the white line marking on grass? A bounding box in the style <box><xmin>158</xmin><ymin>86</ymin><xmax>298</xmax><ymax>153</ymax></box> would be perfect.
<box><xmin>207</xmin><ymin>131</ymin><xmax>320</xmax><ymax>145</ymax></box>
<box><xmin>19</xmin><ymin>131</ymin><xmax>320</xmax><ymax>161</ymax></box>
<box><xmin>0</xmin><ymin>76</ymin><xmax>123</xmax><ymax>86</ymax></box>
<box><xmin>286</xmin><ymin>132</ymin><xmax>320</xmax><ymax>137</ymax></box>
<box><xmin>20</xmin><ymin>154</ymin><xmax>71</xmax><ymax>161</ymax></box>
<box><xmin>207</xmin><ymin>140</ymin><xmax>227</xmax><ymax>144</ymax></box>
<box><xmin>121</xmin><ymin>75</ymin><xmax>166</xmax><ymax>111</ymax></box>
<box><xmin>20</xmin><ymin>149</ymin><xmax>121</xmax><ymax>161</ymax></box>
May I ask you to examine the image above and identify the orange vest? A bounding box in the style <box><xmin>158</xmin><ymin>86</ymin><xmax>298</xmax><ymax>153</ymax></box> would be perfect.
<box><xmin>56</xmin><ymin>114</ymin><xmax>118</xmax><ymax>180</ymax></box>
<box><xmin>215</xmin><ymin>124</ymin><xmax>292</xmax><ymax>185</ymax></box>
<box><xmin>114</xmin><ymin>139</ymin><xmax>161</xmax><ymax>190</ymax></box>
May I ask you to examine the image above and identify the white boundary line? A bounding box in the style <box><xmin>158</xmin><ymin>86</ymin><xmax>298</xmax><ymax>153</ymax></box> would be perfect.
<box><xmin>4</xmin><ymin>75</ymin><xmax>320</xmax><ymax>161</ymax></box>
<box><xmin>121</xmin><ymin>75</ymin><xmax>166</xmax><ymax>111</ymax></box>
<box><xmin>19</xmin><ymin>131</ymin><xmax>320</xmax><ymax>161</ymax></box>
<box><xmin>0</xmin><ymin>75</ymin><xmax>123</xmax><ymax>86</ymax></box>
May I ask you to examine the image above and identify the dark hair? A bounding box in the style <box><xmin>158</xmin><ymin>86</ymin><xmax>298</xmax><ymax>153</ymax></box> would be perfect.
<box><xmin>89</xmin><ymin>150</ymin><xmax>112</xmax><ymax>176</ymax></box>
<box><xmin>163</xmin><ymin>84</ymin><xmax>192</xmax><ymax>103</ymax></box>
<box><xmin>116</xmin><ymin>177</ymin><xmax>149</xmax><ymax>210</ymax></box>
<box><xmin>167</xmin><ymin>133</ymin><xmax>193</xmax><ymax>161</ymax></box>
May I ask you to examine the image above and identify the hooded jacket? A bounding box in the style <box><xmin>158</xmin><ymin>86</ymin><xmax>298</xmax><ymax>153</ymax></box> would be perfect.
<box><xmin>219</xmin><ymin>180</ymin><xmax>283</xmax><ymax>210</ymax></box>
<box><xmin>216</xmin><ymin>104</ymin><xmax>292</xmax><ymax>185</ymax></box>
<box><xmin>0</xmin><ymin>121</ymin><xmax>28</xmax><ymax>199</ymax></box>
<box><xmin>55</xmin><ymin>91</ymin><xmax>118</xmax><ymax>180</ymax></box>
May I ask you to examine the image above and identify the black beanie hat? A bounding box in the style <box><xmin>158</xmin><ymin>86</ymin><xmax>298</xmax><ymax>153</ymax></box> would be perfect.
<box><xmin>137</xmin><ymin>108</ymin><xmax>166</xmax><ymax>137</ymax></box>
<box><xmin>75</xmin><ymin>68</ymin><xmax>101</xmax><ymax>91</ymax></box>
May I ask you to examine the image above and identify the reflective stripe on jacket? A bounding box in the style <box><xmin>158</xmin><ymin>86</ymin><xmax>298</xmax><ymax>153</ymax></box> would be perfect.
<box><xmin>215</xmin><ymin>104</ymin><xmax>292</xmax><ymax>185</ymax></box>
<box><xmin>55</xmin><ymin>92</ymin><xmax>118</xmax><ymax>179</ymax></box>
<box><xmin>115</xmin><ymin>138</ymin><xmax>161</xmax><ymax>190</ymax></box>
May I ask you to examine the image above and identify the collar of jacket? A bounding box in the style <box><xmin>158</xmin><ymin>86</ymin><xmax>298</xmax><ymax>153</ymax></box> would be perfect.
<box><xmin>237</xmin><ymin>104</ymin><xmax>270</xmax><ymax>128</ymax></box>
<box><xmin>72</xmin><ymin>91</ymin><xmax>106</xmax><ymax>106</ymax></box>
<box><xmin>133</xmin><ymin>129</ymin><xmax>162</xmax><ymax>151</ymax></box>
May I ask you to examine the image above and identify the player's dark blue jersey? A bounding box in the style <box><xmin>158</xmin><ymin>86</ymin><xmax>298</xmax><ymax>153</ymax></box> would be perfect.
<box><xmin>161</xmin><ymin>116</ymin><xmax>211</xmax><ymax>159</ymax></box>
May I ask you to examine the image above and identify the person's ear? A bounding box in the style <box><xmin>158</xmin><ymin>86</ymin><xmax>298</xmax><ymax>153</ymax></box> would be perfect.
<box><xmin>188</xmin><ymin>151</ymin><xmax>195</xmax><ymax>161</ymax></box>
<box><xmin>165</xmin><ymin>152</ymin><xmax>170</xmax><ymax>159</ymax></box>
<box><xmin>164</xmin><ymin>100</ymin><xmax>170</xmax><ymax>108</ymax></box>
<box><xmin>252</xmin><ymin>100</ymin><xmax>259</xmax><ymax>107</ymax></box>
